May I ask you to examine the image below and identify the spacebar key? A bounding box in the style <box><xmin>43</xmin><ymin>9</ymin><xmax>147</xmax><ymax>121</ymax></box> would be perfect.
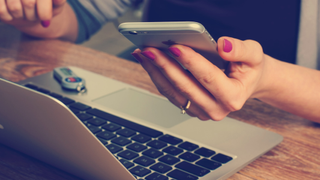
<box><xmin>176</xmin><ymin>161</ymin><xmax>210</xmax><ymax>177</ymax></box>
<box><xmin>167</xmin><ymin>169</ymin><xmax>198</xmax><ymax>180</ymax></box>
<box><xmin>86</xmin><ymin>108</ymin><xmax>163</xmax><ymax>138</ymax></box>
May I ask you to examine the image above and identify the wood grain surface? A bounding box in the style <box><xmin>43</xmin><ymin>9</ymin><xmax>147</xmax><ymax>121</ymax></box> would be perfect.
<box><xmin>0</xmin><ymin>23</ymin><xmax>319</xmax><ymax>180</ymax></box>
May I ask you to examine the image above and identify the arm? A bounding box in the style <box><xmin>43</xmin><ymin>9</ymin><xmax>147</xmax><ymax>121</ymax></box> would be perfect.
<box><xmin>131</xmin><ymin>37</ymin><xmax>320</xmax><ymax>123</ymax></box>
<box><xmin>1</xmin><ymin>0</ymin><xmax>136</xmax><ymax>43</ymax></box>
<box><xmin>256</xmin><ymin>56</ymin><xmax>320</xmax><ymax>122</ymax></box>
<box><xmin>0</xmin><ymin>0</ymin><xmax>78</xmax><ymax>42</ymax></box>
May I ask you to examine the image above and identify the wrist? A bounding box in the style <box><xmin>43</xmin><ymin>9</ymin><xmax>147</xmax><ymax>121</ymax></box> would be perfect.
<box><xmin>250</xmin><ymin>54</ymin><xmax>279</xmax><ymax>100</ymax></box>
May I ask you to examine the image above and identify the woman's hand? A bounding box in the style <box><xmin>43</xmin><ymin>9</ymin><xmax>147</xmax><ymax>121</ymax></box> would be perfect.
<box><xmin>0</xmin><ymin>0</ymin><xmax>67</xmax><ymax>28</ymax></box>
<box><xmin>131</xmin><ymin>37</ymin><xmax>269</xmax><ymax>120</ymax></box>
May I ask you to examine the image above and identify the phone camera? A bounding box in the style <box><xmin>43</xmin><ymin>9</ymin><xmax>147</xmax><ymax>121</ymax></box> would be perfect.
<box><xmin>129</xmin><ymin>31</ymin><xmax>138</xmax><ymax>35</ymax></box>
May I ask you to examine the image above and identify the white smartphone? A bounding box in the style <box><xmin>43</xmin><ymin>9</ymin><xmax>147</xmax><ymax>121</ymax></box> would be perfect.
<box><xmin>118</xmin><ymin>21</ymin><xmax>227</xmax><ymax>69</ymax></box>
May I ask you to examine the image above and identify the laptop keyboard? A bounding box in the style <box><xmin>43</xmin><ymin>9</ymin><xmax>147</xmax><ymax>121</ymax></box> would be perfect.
<box><xmin>25</xmin><ymin>84</ymin><xmax>233</xmax><ymax>180</ymax></box>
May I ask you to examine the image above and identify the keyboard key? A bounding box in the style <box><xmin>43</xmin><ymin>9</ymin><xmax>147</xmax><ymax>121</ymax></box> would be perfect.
<box><xmin>25</xmin><ymin>84</ymin><xmax>39</xmax><ymax>90</ymax></box>
<box><xmin>69</xmin><ymin>107</ymin><xmax>80</xmax><ymax>114</ymax></box>
<box><xmin>87</xmin><ymin>117</ymin><xmax>107</xmax><ymax>126</ymax></box>
<box><xmin>175</xmin><ymin>161</ymin><xmax>210</xmax><ymax>177</ymax></box>
<box><xmin>167</xmin><ymin>169</ymin><xmax>198</xmax><ymax>180</ymax></box>
<box><xmin>211</xmin><ymin>153</ymin><xmax>233</xmax><ymax>164</ymax></box>
<box><xmin>194</xmin><ymin>147</ymin><xmax>215</xmax><ymax>157</ymax></box>
<box><xmin>158</xmin><ymin>134</ymin><xmax>183</xmax><ymax>145</ymax></box>
<box><xmin>117</xmin><ymin>128</ymin><xmax>136</xmax><ymax>137</ymax></box>
<box><xmin>162</xmin><ymin>146</ymin><xmax>183</xmax><ymax>156</ymax></box>
<box><xmin>131</xmin><ymin>134</ymin><xmax>151</xmax><ymax>143</ymax></box>
<box><xmin>87</xmin><ymin>126</ymin><xmax>101</xmax><ymax>134</ymax></box>
<box><xmin>120</xmin><ymin>159</ymin><xmax>134</xmax><ymax>169</ymax></box>
<box><xmin>130</xmin><ymin>166</ymin><xmax>151</xmax><ymax>177</ymax></box>
<box><xmin>106</xmin><ymin>144</ymin><xmax>123</xmax><ymax>154</ymax></box>
<box><xmin>49</xmin><ymin>92</ymin><xmax>63</xmax><ymax>99</ymax></box>
<box><xmin>146</xmin><ymin>172</ymin><xmax>168</xmax><ymax>180</ymax></box>
<box><xmin>147</xmin><ymin>140</ymin><xmax>167</xmax><ymax>149</ymax></box>
<box><xmin>133</xmin><ymin>156</ymin><xmax>155</xmax><ymax>167</ymax></box>
<box><xmin>178</xmin><ymin>142</ymin><xmax>199</xmax><ymax>151</ymax></box>
<box><xmin>96</xmin><ymin>131</ymin><xmax>116</xmax><ymax>140</ymax></box>
<box><xmin>111</xmin><ymin>137</ymin><xmax>132</xmax><ymax>146</ymax></box>
<box><xmin>37</xmin><ymin>87</ymin><xmax>50</xmax><ymax>94</ymax></box>
<box><xmin>98</xmin><ymin>138</ymin><xmax>108</xmax><ymax>145</ymax></box>
<box><xmin>196</xmin><ymin>158</ymin><xmax>221</xmax><ymax>170</ymax></box>
<box><xmin>142</xmin><ymin>148</ymin><xmax>163</xmax><ymax>159</ymax></box>
<box><xmin>56</xmin><ymin>97</ymin><xmax>75</xmax><ymax>105</ymax></box>
<box><xmin>179</xmin><ymin>152</ymin><xmax>200</xmax><ymax>162</ymax></box>
<box><xmin>127</xmin><ymin>143</ymin><xmax>147</xmax><ymax>152</ymax></box>
<box><xmin>102</xmin><ymin>123</ymin><xmax>121</xmax><ymax>132</ymax></box>
<box><xmin>76</xmin><ymin>113</ymin><xmax>93</xmax><ymax>121</ymax></box>
<box><xmin>87</xmin><ymin>108</ymin><xmax>163</xmax><ymax>137</ymax></box>
<box><xmin>158</xmin><ymin>155</ymin><xmax>180</xmax><ymax>165</ymax></box>
<box><xmin>118</xmin><ymin>150</ymin><xmax>139</xmax><ymax>160</ymax></box>
<box><xmin>69</xmin><ymin>102</ymin><xmax>91</xmax><ymax>111</ymax></box>
<box><xmin>150</xmin><ymin>162</ymin><xmax>172</xmax><ymax>173</ymax></box>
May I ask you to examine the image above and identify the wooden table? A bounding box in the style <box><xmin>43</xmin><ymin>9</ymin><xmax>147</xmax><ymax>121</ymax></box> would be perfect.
<box><xmin>0</xmin><ymin>23</ymin><xmax>319</xmax><ymax>180</ymax></box>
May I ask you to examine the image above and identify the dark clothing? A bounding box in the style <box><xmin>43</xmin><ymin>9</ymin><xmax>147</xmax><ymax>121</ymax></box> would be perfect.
<box><xmin>143</xmin><ymin>0</ymin><xmax>301</xmax><ymax>64</ymax></box>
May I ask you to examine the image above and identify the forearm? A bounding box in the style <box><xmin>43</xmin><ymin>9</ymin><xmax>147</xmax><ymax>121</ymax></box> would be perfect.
<box><xmin>12</xmin><ymin>3</ymin><xmax>78</xmax><ymax>42</ymax></box>
<box><xmin>257</xmin><ymin>55</ymin><xmax>320</xmax><ymax>122</ymax></box>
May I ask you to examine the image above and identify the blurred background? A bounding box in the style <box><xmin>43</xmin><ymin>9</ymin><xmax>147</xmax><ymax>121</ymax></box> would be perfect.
<box><xmin>80</xmin><ymin>3</ymin><xmax>144</xmax><ymax>62</ymax></box>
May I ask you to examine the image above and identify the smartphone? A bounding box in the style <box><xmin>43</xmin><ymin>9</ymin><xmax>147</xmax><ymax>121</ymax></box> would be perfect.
<box><xmin>118</xmin><ymin>21</ymin><xmax>227</xmax><ymax>69</ymax></box>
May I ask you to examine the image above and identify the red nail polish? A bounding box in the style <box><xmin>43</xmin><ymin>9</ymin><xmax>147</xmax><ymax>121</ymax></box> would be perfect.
<box><xmin>131</xmin><ymin>52</ymin><xmax>143</xmax><ymax>63</ymax></box>
<box><xmin>41</xmin><ymin>20</ymin><xmax>50</xmax><ymax>28</ymax></box>
<box><xmin>141</xmin><ymin>51</ymin><xmax>155</xmax><ymax>60</ymax></box>
<box><xmin>223</xmin><ymin>39</ymin><xmax>232</xmax><ymax>53</ymax></box>
<box><xmin>168</xmin><ymin>47</ymin><xmax>181</xmax><ymax>57</ymax></box>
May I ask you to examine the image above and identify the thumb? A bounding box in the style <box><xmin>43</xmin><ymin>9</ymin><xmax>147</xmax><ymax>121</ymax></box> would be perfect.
<box><xmin>217</xmin><ymin>37</ymin><xmax>264</xmax><ymax>67</ymax></box>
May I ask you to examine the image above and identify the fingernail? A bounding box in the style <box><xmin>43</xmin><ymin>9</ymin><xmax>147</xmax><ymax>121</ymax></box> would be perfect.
<box><xmin>141</xmin><ymin>51</ymin><xmax>155</xmax><ymax>60</ymax></box>
<box><xmin>41</xmin><ymin>20</ymin><xmax>50</xmax><ymax>28</ymax></box>
<box><xmin>168</xmin><ymin>47</ymin><xmax>181</xmax><ymax>57</ymax></box>
<box><xmin>223</xmin><ymin>39</ymin><xmax>232</xmax><ymax>53</ymax></box>
<box><xmin>131</xmin><ymin>52</ymin><xmax>143</xmax><ymax>63</ymax></box>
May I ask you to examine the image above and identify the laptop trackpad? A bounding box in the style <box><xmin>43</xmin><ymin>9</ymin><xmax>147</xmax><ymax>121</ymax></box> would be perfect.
<box><xmin>92</xmin><ymin>88</ymin><xmax>190</xmax><ymax>128</ymax></box>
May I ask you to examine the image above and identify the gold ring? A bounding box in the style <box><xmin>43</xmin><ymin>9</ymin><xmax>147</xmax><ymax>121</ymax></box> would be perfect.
<box><xmin>180</xmin><ymin>100</ymin><xmax>191</xmax><ymax>114</ymax></box>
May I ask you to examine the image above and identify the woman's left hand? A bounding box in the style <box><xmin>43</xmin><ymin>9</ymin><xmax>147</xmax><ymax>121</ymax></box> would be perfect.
<box><xmin>0</xmin><ymin>0</ymin><xmax>67</xmax><ymax>28</ymax></box>
<box><xmin>131</xmin><ymin>37</ymin><xmax>268</xmax><ymax>121</ymax></box>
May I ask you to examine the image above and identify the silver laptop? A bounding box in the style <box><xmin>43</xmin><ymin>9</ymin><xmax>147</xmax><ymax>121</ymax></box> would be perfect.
<box><xmin>0</xmin><ymin>66</ymin><xmax>282</xmax><ymax>180</ymax></box>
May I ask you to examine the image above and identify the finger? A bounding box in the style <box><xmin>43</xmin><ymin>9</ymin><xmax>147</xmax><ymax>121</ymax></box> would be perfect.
<box><xmin>217</xmin><ymin>37</ymin><xmax>265</xmax><ymax>95</ymax></box>
<box><xmin>132</xmin><ymin>49</ymin><xmax>211</xmax><ymax>120</ymax></box>
<box><xmin>140</xmin><ymin>47</ymin><xmax>228</xmax><ymax>120</ymax></box>
<box><xmin>36</xmin><ymin>0</ymin><xmax>52</xmax><ymax>21</ymax></box>
<box><xmin>218</xmin><ymin>37</ymin><xmax>266</xmax><ymax>102</ymax></box>
<box><xmin>217</xmin><ymin>37</ymin><xmax>264</xmax><ymax>66</ymax></box>
<box><xmin>6</xmin><ymin>0</ymin><xmax>24</xmax><ymax>19</ymax></box>
<box><xmin>167</xmin><ymin>44</ymin><xmax>237</xmax><ymax>109</ymax></box>
<box><xmin>21</xmin><ymin>0</ymin><xmax>37</xmax><ymax>21</ymax></box>
<box><xmin>0</xmin><ymin>0</ymin><xmax>13</xmax><ymax>21</ymax></box>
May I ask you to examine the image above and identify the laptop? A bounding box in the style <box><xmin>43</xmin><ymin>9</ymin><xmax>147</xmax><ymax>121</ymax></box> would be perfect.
<box><xmin>0</xmin><ymin>66</ymin><xmax>283</xmax><ymax>180</ymax></box>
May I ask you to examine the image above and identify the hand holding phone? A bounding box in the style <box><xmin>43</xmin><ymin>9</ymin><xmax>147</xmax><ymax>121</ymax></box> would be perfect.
<box><xmin>118</xmin><ymin>21</ymin><xmax>227</xmax><ymax>70</ymax></box>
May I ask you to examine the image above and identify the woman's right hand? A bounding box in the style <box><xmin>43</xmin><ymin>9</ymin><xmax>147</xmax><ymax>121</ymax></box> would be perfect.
<box><xmin>0</xmin><ymin>0</ymin><xmax>67</xmax><ymax>28</ymax></box>
<box><xmin>132</xmin><ymin>37</ymin><xmax>269</xmax><ymax>120</ymax></box>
